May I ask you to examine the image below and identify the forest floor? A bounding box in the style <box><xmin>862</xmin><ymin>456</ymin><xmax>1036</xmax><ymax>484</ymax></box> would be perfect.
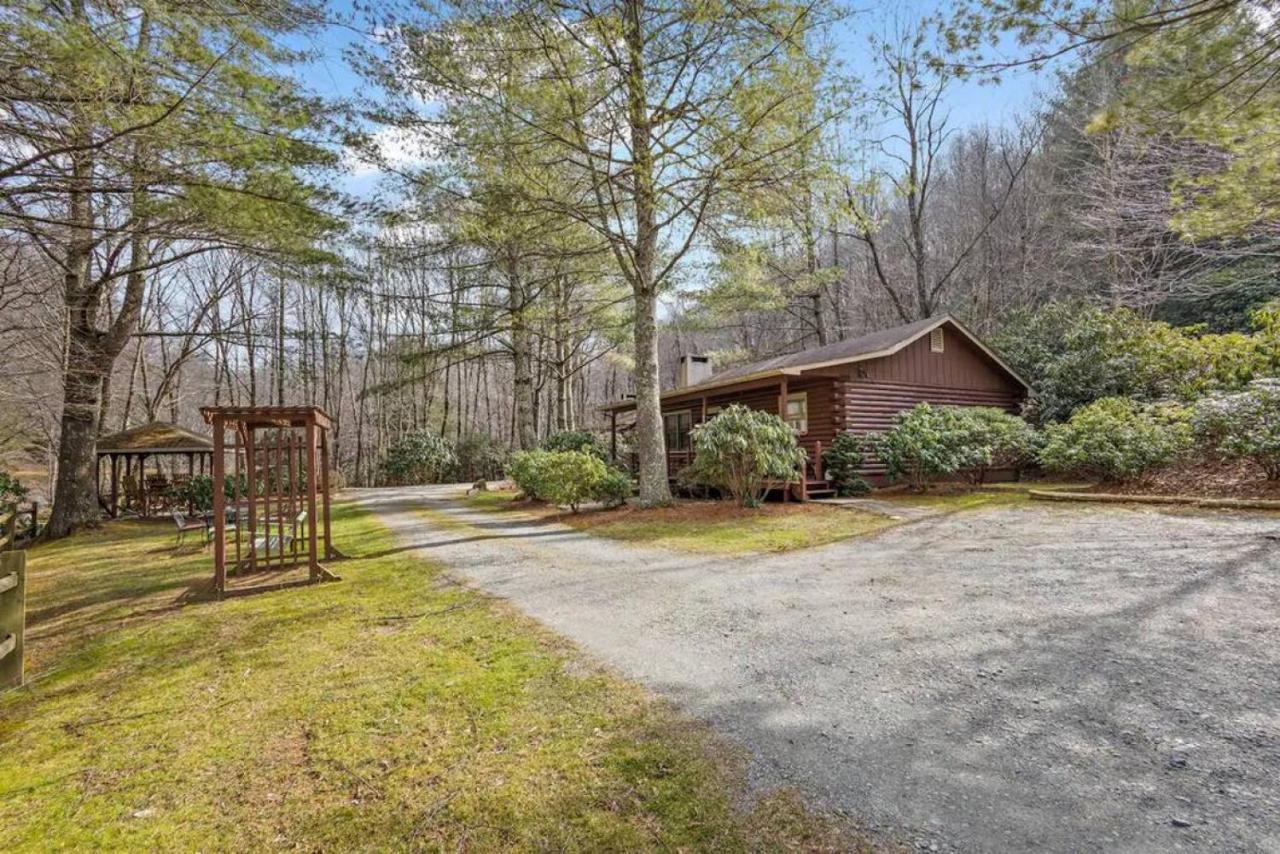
<box><xmin>0</xmin><ymin>503</ymin><xmax>864</xmax><ymax>851</ymax></box>
<box><xmin>368</xmin><ymin>484</ymin><xmax>1280</xmax><ymax>853</ymax></box>
<box><xmin>1081</xmin><ymin>457</ymin><xmax>1280</xmax><ymax>499</ymax></box>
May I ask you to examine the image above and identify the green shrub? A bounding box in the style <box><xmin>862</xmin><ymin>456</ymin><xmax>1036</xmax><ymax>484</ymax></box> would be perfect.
<box><xmin>542</xmin><ymin>430</ymin><xmax>607</xmax><ymax>459</ymax></box>
<box><xmin>1193</xmin><ymin>378</ymin><xmax>1280</xmax><ymax>479</ymax></box>
<box><xmin>172</xmin><ymin>475</ymin><xmax>215</xmax><ymax>512</ymax></box>
<box><xmin>952</xmin><ymin>407</ymin><xmax>1039</xmax><ymax>485</ymax></box>
<box><xmin>508</xmin><ymin>450</ymin><xmax>552</xmax><ymax>500</ymax></box>
<box><xmin>171</xmin><ymin>474</ymin><xmax>255</xmax><ymax>511</ymax></box>
<box><xmin>538</xmin><ymin>450</ymin><xmax>613</xmax><ymax>512</ymax></box>
<box><xmin>864</xmin><ymin>403</ymin><xmax>982</xmax><ymax>490</ymax></box>
<box><xmin>994</xmin><ymin>303</ymin><xmax>1280</xmax><ymax>424</ymax></box>
<box><xmin>0</xmin><ymin>471</ymin><xmax>28</xmax><ymax>505</ymax></box>
<box><xmin>594</xmin><ymin>468</ymin><xmax>633</xmax><ymax>508</ymax></box>
<box><xmin>683</xmin><ymin>404</ymin><xmax>805</xmax><ymax>507</ymax></box>
<box><xmin>821</xmin><ymin>433</ymin><xmax>870</xmax><ymax>496</ymax></box>
<box><xmin>1039</xmin><ymin>397</ymin><xmax>1192</xmax><ymax>482</ymax></box>
<box><xmin>453</xmin><ymin>432</ymin><xmax>508</xmax><ymax>482</ymax></box>
<box><xmin>508</xmin><ymin>449</ymin><xmax>626</xmax><ymax>510</ymax></box>
<box><xmin>382</xmin><ymin>431</ymin><xmax>456</xmax><ymax>485</ymax></box>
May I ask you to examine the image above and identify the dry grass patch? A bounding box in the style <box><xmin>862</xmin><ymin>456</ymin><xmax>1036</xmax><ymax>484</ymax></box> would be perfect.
<box><xmin>1</xmin><ymin>503</ymin><xmax>869</xmax><ymax>851</ymax></box>
<box><xmin>467</xmin><ymin>490</ymin><xmax>897</xmax><ymax>554</ymax></box>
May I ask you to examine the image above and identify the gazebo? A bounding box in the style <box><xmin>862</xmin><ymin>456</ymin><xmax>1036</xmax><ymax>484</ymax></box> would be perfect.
<box><xmin>97</xmin><ymin>421</ymin><xmax>216</xmax><ymax>518</ymax></box>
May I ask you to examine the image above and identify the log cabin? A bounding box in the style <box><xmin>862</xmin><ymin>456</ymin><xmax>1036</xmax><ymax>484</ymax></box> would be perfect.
<box><xmin>602</xmin><ymin>314</ymin><xmax>1031</xmax><ymax>498</ymax></box>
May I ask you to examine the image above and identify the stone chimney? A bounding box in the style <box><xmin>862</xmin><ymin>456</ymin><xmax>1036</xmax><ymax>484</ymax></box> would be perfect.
<box><xmin>677</xmin><ymin>354</ymin><xmax>712</xmax><ymax>388</ymax></box>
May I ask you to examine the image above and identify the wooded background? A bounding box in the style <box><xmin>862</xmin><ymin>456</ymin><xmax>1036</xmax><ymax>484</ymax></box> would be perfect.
<box><xmin>2</xmin><ymin>0</ymin><xmax>1276</xmax><ymax>530</ymax></box>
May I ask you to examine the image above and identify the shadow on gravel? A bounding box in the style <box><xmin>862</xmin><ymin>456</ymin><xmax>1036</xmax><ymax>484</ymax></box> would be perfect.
<box><xmin>359</xmin><ymin>527</ymin><xmax>574</xmax><ymax>559</ymax></box>
<box><xmin>680</xmin><ymin>537</ymin><xmax>1279</xmax><ymax>852</ymax></box>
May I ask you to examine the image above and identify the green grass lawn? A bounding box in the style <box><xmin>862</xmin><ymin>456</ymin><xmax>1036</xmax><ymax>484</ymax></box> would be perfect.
<box><xmin>0</xmin><ymin>504</ymin><xmax>858</xmax><ymax>851</ymax></box>
<box><xmin>877</xmin><ymin>480</ymin><xmax>1093</xmax><ymax>513</ymax></box>
<box><xmin>876</xmin><ymin>488</ymin><xmax>1032</xmax><ymax>512</ymax></box>
<box><xmin>466</xmin><ymin>490</ymin><xmax>897</xmax><ymax>554</ymax></box>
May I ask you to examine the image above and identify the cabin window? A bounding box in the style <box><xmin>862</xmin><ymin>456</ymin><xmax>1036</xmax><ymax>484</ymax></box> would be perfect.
<box><xmin>664</xmin><ymin>410</ymin><xmax>693</xmax><ymax>452</ymax></box>
<box><xmin>930</xmin><ymin>327</ymin><xmax>945</xmax><ymax>353</ymax></box>
<box><xmin>703</xmin><ymin>404</ymin><xmax>723</xmax><ymax>421</ymax></box>
<box><xmin>784</xmin><ymin>392</ymin><xmax>808</xmax><ymax>434</ymax></box>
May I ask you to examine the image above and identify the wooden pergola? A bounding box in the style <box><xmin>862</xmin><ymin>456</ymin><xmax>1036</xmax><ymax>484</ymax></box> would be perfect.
<box><xmin>96</xmin><ymin>421</ymin><xmax>215</xmax><ymax>518</ymax></box>
<box><xmin>200</xmin><ymin>406</ymin><xmax>340</xmax><ymax>597</ymax></box>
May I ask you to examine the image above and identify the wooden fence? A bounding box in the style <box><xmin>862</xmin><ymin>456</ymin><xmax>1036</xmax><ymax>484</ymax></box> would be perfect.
<box><xmin>0</xmin><ymin>550</ymin><xmax>25</xmax><ymax>690</ymax></box>
<box><xmin>2</xmin><ymin>502</ymin><xmax>38</xmax><ymax>551</ymax></box>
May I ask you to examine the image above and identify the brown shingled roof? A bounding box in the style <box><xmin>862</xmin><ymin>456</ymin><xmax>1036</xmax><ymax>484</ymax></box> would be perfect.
<box><xmin>707</xmin><ymin>315</ymin><xmax>947</xmax><ymax>384</ymax></box>
<box><xmin>97</xmin><ymin>421</ymin><xmax>214</xmax><ymax>454</ymax></box>
<box><xmin>602</xmin><ymin>314</ymin><xmax>1030</xmax><ymax>412</ymax></box>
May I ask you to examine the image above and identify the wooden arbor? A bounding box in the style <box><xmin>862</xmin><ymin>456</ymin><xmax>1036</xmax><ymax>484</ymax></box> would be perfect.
<box><xmin>200</xmin><ymin>406</ymin><xmax>339</xmax><ymax>597</ymax></box>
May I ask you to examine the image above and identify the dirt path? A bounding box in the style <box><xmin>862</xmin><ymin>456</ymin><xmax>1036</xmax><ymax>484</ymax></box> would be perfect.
<box><xmin>357</xmin><ymin>486</ymin><xmax>1280</xmax><ymax>853</ymax></box>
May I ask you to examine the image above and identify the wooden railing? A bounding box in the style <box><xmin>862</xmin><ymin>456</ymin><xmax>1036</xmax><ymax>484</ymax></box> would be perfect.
<box><xmin>667</xmin><ymin>449</ymin><xmax>694</xmax><ymax>478</ymax></box>
<box><xmin>2</xmin><ymin>502</ymin><xmax>38</xmax><ymax>551</ymax></box>
<box><xmin>631</xmin><ymin>439</ymin><xmax>830</xmax><ymax>500</ymax></box>
<box><xmin>0</xmin><ymin>549</ymin><xmax>25</xmax><ymax>690</ymax></box>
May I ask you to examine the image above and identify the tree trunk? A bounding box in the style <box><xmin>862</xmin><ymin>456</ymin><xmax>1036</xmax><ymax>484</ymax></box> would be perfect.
<box><xmin>554</xmin><ymin>276</ymin><xmax>570</xmax><ymax>432</ymax></box>
<box><xmin>46</xmin><ymin>137</ymin><xmax>99</xmax><ymax>538</ymax></box>
<box><xmin>631</xmin><ymin>284</ymin><xmax>669</xmax><ymax>504</ymax></box>
<box><xmin>625</xmin><ymin>0</ymin><xmax>672</xmax><ymax>506</ymax></box>
<box><xmin>46</xmin><ymin>346</ymin><xmax>106</xmax><ymax>538</ymax></box>
<box><xmin>508</xmin><ymin>267</ymin><xmax>536</xmax><ymax>450</ymax></box>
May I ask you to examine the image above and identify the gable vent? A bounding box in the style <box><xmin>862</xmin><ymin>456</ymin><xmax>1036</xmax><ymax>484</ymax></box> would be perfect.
<box><xmin>930</xmin><ymin>327</ymin><xmax>945</xmax><ymax>353</ymax></box>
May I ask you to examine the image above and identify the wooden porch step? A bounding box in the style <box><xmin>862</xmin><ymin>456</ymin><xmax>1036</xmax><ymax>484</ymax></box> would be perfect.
<box><xmin>797</xmin><ymin>479</ymin><xmax>836</xmax><ymax>501</ymax></box>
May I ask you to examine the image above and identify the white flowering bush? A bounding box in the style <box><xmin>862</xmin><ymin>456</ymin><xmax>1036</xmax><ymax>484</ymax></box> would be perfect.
<box><xmin>1193</xmin><ymin>379</ymin><xmax>1280</xmax><ymax>480</ymax></box>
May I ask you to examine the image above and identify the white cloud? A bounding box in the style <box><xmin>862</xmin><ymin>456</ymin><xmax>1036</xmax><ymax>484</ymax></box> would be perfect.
<box><xmin>343</xmin><ymin>125</ymin><xmax>442</xmax><ymax>177</ymax></box>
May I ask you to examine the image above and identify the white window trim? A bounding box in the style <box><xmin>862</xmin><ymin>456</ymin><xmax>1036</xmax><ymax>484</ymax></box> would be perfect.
<box><xmin>784</xmin><ymin>392</ymin><xmax>808</xmax><ymax>435</ymax></box>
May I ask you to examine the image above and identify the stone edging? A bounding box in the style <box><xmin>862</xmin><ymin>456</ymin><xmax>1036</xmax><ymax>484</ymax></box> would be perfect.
<box><xmin>1029</xmin><ymin>489</ymin><xmax>1280</xmax><ymax>512</ymax></box>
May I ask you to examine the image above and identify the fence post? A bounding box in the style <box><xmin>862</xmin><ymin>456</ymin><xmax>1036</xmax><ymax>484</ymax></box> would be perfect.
<box><xmin>2</xmin><ymin>503</ymin><xmax>15</xmax><ymax>552</ymax></box>
<box><xmin>0</xmin><ymin>550</ymin><xmax>25</xmax><ymax>690</ymax></box>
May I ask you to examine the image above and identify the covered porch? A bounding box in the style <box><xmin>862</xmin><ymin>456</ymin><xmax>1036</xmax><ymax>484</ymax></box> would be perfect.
<box><xmin>602</xmin><ymin>373</ymin><xmax>834</xmax><ymax>501</ymax></box>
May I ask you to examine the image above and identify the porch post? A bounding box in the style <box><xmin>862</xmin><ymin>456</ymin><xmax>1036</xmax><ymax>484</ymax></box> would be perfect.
<box><xmin>110</xmin><ymin>454</ymin><xmax>120</xmax><ymax>518</ymax></box>
<box><xmin>610</xmin><ymin>409</ymin><xmax>618</xmax><ymax>463</ymax></box>
<box><xmin>778</xmin><ymin>377</ymin><xmax>789</xmax><ymax>502</ymax></box>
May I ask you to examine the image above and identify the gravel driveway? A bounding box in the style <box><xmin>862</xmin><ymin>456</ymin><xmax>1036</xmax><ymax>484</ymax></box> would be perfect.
<box><xmin>356</xmin><ymin>486</ymin><xmax>1280</xmax><ymax>853</ymax></box>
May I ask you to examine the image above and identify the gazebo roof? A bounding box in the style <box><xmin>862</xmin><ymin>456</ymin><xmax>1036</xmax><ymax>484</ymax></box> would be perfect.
<box><xmin>97</xmin><ymin>421</ymin><xmax>215</xmax><ymax>455</ymax></box>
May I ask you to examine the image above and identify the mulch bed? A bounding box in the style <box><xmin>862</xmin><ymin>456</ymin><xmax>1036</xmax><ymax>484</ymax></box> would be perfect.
<box><xmin>1083</xmin><ymin>457</ymin><xmax>1280</xmax><ymax>500</ymax></box>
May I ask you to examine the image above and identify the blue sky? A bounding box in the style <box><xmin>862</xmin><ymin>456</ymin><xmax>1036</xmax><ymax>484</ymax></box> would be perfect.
<box><xmin>295</xmin><ymin>1</ymin><xmax>1053</xmax><ymax>196</ymax></box>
